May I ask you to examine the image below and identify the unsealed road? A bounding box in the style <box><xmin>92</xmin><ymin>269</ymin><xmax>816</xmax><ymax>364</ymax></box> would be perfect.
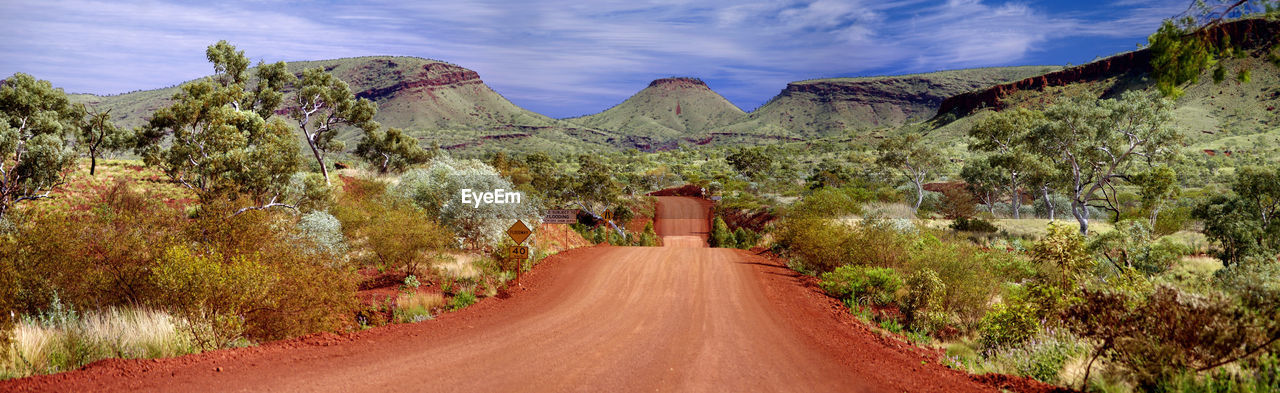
<box><xmin>5</xmin><ymin>197</ymin><xmax>1002</xmax><ymax>392</ymax></box>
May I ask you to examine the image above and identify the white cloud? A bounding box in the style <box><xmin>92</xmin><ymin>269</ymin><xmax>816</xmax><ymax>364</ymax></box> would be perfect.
<box><xmin>0</xmin><ymin>0</ymin><xmax>1184</xmax><ymax>117</ymax></box>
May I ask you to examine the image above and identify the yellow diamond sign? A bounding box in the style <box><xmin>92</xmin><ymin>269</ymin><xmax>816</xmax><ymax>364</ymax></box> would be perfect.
<box><xmin>506</xmin><ymin>220</ymin><xmax>531</xmax><ymax>244</ymax></box>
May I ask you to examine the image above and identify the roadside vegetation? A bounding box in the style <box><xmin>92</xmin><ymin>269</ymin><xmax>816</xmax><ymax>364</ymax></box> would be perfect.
<box><xmin>2</xmin><ymin>3</ymin><xmax>1279</xmax><ymax>390</ymax></box>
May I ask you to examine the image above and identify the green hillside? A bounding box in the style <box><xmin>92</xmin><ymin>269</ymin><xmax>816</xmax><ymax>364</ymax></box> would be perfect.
<box><xmin>69</xmin><ymin>56</ymin><xmax>623</xmax><ymax>156</ymax></box>
<box><xmin>706</xmin><ymin>66</ymin><xmax>1060</xmax><ymax>142</ymax></box>
<box><xmin>566</xmin><ymin>77</ymin><xmax>746</xmax><ymax>147</ymax></box>
<box><xmin>919</xmin><ymin>54</ymin><xmax>1280</xmax><ymax>165</ymax></box>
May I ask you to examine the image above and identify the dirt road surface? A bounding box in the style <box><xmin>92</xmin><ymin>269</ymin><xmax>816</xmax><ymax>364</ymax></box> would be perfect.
<box><xmin>5</xmin><ymin>196</ymin><xmax>1020</xmax><ymax>393</ymax></box>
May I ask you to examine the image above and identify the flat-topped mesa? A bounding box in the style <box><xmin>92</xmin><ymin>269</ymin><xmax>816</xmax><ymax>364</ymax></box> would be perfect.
<box><xmin>357</xmin><ymin>62</ymin><xmax>483</xmax><ymax>100</ymax></box>
<box><xmin>647</xmin><ymin>77</ymin><xmax>710</xmax><ymax>90</ymax></box>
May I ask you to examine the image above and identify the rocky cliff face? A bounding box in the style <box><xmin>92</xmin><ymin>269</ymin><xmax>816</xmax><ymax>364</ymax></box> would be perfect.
<box><xmin>937</xmin><ymin>19</ymin><xmax>1280</xmax><ymax>117</ymax></box>
<box><xmin>712</xmin><ymin>66</ymin><xmax>1057</xmax><ymax>138</ymax></box>
<box><xmin>355</xmin><ymin>62</ymin><xmax>484</xmax><ymax>100</ymax></box>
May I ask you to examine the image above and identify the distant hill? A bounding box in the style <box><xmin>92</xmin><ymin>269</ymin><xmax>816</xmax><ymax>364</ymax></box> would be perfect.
<box><xmin>702</xmin><ymin>66</ymin><xmax>1060</xmax><ymax>143</ymax></box>
<box><xmin>69</xmin><ymin>56</ymin><xmax>622</xmax><ymax>157</ymax></box>
<box><xmin>566</xmin><ymin>77</ymin><xmax>746</xmax><ymax>150</ymax></box>
<box><xmin>925</xmin><ymin>18</ymin><xmax>1280</xmax><ymax>163</ymax></box>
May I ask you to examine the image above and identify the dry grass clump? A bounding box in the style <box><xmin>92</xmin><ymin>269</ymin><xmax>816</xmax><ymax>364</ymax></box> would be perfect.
<box><xmin>1</xmin><ymin>306</ymin><xmax>201</xmax><ymax>379</ymax></box>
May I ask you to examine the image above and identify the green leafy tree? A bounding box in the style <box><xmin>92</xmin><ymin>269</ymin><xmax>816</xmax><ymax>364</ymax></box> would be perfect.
<box><xmin>1130</xmin><ymin>166</ymin><xmax>1179</xmax><ymax>228</ymax></box>
<box><xmin>355</xmin><ymin>127</ymin><xmax>432</xmax><ymax>174</ymax></box>
<box><xmin>134</xmin><ymin>41</ymin><xmax>300</xmax><ymax>213</ymax></box>
<box><xmin>726</xmin><ymin>147</ymin><xmax>773</xmax><ymax>179</ymax></box>
<box><xmin>0</xmin><ymin>73</ymin><xmax>80</xmax><ymax>219</ymax></box>
<box><xmin>572</xmin><ymin>154</ymin><xmax>620</xmax><ymax>215</ymax></box>
<box><xmin>290</xmin><ymin>67</ymin><xmax>379</xmax><ymax>183</ymax></box>
<box><xmin>875</xmin><ymin>134</ymin><xmax>944</xmax><ymax>213</ymax></box>
<box><xmin>960</xmin><ymin>157</ymin><xmax>1002</xmax><ymax>216</ymax></box>
<box><xmin>75</xmin><ymin>106</ymin><xmax>129</xmax><ymax>176</ymax></box>
<box><xmin>1148</xmin><ymin>1</ymin><xmax>1280</xmax><ymax>97</ymax></box>
<box><xmin>1028</xmin><ymin>91</ymin><xmax>1179</xmax><ymax>235</ymax></box>
<box><xmin>968</xmin><ymin>108</ymin><xmax>1043</xmax><ymax>218</ymax></box>
<box><xmin>1195</xmin><ymin>165</ymin><xmax>1280</xmax><ymax>265</ymax></box>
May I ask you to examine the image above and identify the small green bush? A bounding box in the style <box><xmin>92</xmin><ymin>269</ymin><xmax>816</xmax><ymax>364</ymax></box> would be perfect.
<box><xmin>819</xmin><ymin>265</ymin><xmax>903</xmax><ymax>306</ymax></box>
<box><xmin>979</xmin><ymin>300</ymin><xmax>1040</xmax><ymax>349</ymax></box>
<box><xmin>951</xmin><ymin>216</ymin><xmax>998</xmax><ymax>233</ymax></box>
<box><xmin>450</xmin><ymin>290</ymin><xmax>477</xmax><ymax>310</ymax></box>
<box><xmin>709</xmin><ymin>217</ymin><xmax>736</xmax><ymax>248</ymax></box>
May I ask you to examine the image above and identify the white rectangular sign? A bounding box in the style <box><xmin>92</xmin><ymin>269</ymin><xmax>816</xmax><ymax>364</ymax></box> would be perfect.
<box><xmin>543</xmin><ymin>209</ymin><xmax>579</xmax><ymax>224</ymax></box>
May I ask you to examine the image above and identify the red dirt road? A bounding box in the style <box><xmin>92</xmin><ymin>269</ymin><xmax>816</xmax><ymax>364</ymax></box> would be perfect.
<box><xmin>5</xmin><ymin>197</ymin><xmax>1017</xmax><ymax>393</ymax></box>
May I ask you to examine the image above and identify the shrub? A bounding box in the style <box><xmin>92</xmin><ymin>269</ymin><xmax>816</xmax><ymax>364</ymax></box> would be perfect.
<box><xmin>293</xmin><ymin>211</ymin><xmax>347</xmax><ymax>261</ymax></box>
<box><xmin>938</xmin><ymin>188</ymin><xmax>977</xmax><ymax>220</ymax></box>
<box><xmin>1065</xmin><ymin>285</ymin><xmax>1280</xmax><ymax>389</ymax></box>
<box><xmin>901</xmin><ymin>268</ymin><xmax>945</xmax><ymax>332</ymax></box>
<box><xmin>951</xmin><ymin>216</ymin><xmax>998</xmax><ymax>233</ymax></box>
<box><xmin>733</xmin><ymin>227</ymin><xmax>756</xmax><ymax>249</ymax></box>
<box><xmin>1031</xmin><ymin>222</ymin><xmax>1091</xmax><ymax>289</ymax></box>
<box><xmin>450</xmin><ymin>290</ymin><xmax>477</xmax><ymax>310</ymax></box>
<box><xmin>819</xmin><ymin>265</ymin><xmax>903</xmax><ymax>306</ymax></box>
<box><xmin>974</xmin><ymin>329</ymin><xmax>1087</xmax><ymax>385</ymax></box>
<box><xmin>979</xmin><ymin>301</ymin><xmax>1040</xmax><ymax>349</ymax></box>
<box><xmin>709</xmin><ymin>217</ymin><xmax>736</xmax><ymax>248</ymax></box>
<box><xmin>150</xmin><ymin>245</ymin><xmax>273</xmax><ymax>349</ymax></box>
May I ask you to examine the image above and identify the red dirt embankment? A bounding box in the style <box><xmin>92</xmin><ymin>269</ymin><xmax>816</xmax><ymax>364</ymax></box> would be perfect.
<box><xmin>3</xmin><ymin>197</ymin><xmax>1060</xmax><ymax>392</ymax></box>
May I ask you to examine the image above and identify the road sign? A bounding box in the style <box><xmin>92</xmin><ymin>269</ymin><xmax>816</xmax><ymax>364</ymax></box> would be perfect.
<box><xmin>602</xmin><ymin>210</ymin><xmax>613</xmax><ymax>221</ymax></box>
<box><xmin>506</xmin><ymin>220</ymin><xmax>531</xmax><ymax>244</ymax></box>
<box><xmin>508</xmin><ymin>245</ymin><xmax>529</xmax><ymax>260</ymax></box>
<box><xmin>543</xmin><ymin>209</ymin><xmax>578</xmax><ymax>224</ymax></box>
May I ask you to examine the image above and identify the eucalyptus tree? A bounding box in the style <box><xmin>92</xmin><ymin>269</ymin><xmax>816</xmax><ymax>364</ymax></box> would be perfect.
<box><xmin>135</xmin><ymin>41</ymin><xmax>300</xmax><ymax>213</ymax></box>
<box><xmin>0</xmin><ymin>73</ymin><xmax>80</xmax><ymax>219</ymax></box>
<box><xmin>1028</xmin><ymin>91</ymin><xmax>1179</xmax><ymax>235</ymax></box>
<box><xmin>75</xmin><ymin>106</ymin><xmax>129</xmax><ymax>176</ymax></box>
<box><xmin>289</xmin><ymin>67</ymin><xmax>379</xmax><ymax>183</ymax></box>
<box><xmin>968</xmin><ymin>108</ymin><xmax>1043</xmax><ymax>218</ymax></box>
<box><xmin>876</xmin><ymin>134</ymin><xmax>944</xmax><ymax>213</ymax></box>
<box><xmin>960</xmin><ymin>157</ymin><xmax>1002</xmax><ymax>216</ymax></box>
<box><xmin>355</xmin><ymin>127</ymin><xmax>432</xmax><ymax>174</ymax></box>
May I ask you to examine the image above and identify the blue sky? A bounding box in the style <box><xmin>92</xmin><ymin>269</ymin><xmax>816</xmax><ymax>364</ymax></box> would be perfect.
<box><xmin>0</xmin><ymin>0</ymin><xmax>1186</xmax><ymax>118</ymax></box>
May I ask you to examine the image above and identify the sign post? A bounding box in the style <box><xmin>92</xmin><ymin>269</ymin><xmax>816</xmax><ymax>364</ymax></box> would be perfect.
<box><xmin>506</xmin><ymin>220</ymin><xmax>532</xmax><ymax>272</ymax></box>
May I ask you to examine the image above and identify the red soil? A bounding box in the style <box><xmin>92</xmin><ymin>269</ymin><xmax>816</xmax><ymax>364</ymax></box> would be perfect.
<box><xmin>3</xmin><ymin>197</ymin><xmax>1059</xmax><ymax>392</ymax></box>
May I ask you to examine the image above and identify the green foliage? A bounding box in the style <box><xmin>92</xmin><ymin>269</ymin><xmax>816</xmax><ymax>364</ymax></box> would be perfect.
<box><xmin>1065</xmin><ymin>285</ymin><xmax>1280</xmax><ymax>390</ymax></box>
<box><xmin>951</xmin><ymin>216</ymin><xmax>998</xmax><ymax>233</ymax></box>
<box><xmin>1149</xmin><ymin>19</ymin><xmax>1218</xmax><ymax>98</ymax></box>
<box><xmin>392</xmin><ymin>156</ymin><xmax>538</xmax><ymax>248</ymax></box>
<box><xmin>900</xmin><ymin>268</ymin><xmax>945</xmax><ymax>332</ymax></box>
<box><xmin>151</xmin><ymin>245</ymin><xmax>273</xmax><ymax>349</ymax></box>
<box><xmin>1031</xmin><ymin>222</ymin><xmax>1092</xmax><ymax>289</ymax></box>
<box><xmin>290</xmin><ymin>67</ymin><xmax>378</xmax><ymax>182</ymax></box>
<box><xmin>709</xmin><ymin>216</ymin><xmax>736</xmax><ymax>248</ymax></box>
<box><xmin>1090</xmin><ymin>220</ymin><xmax>1190</xmax><ymax>276</ymax></box>
<box><xmin>979</xmin><ymin>301</ymin><xmax>1040</xmax><ymax>349</ymax></box>
<box><xmin>0</xmin><ymin>73</ymin><xmax>81</xmax><ymax>219</ymax></box>
<box><xmin>732</xmin><ymin>227</ymin><xmax>757</xmax><ymax>249</ymax></box>
<box><xmin>789</xmin><ymin>187</ymin><xmax>864</xmax><ymax>218</ymax></box>
<box><xmin>293</xmin><ymin>211</ymin><xmax>347</xmax><ymax>261</ymax></box>
<box><xmin>1195</xmin><ymin>165</ymin><xmax>1280</xmax><ymax>265</ymax></box>
<box><xmin>819</xmin><ymin>265</ymin><xmax>903</xmax><ymax>306</ymax></box>
<box><xmin>333</xmin><ymin>179</ymin><xmax>453</xmax><ymax>275</ymax></box>
<box><xmin>285</xmin><ymin>172</ymin><xmax>333</xmax><ymax>213</ymax></box>
<box><xmin>876</xmin><ymin>134</ymin><xmax>944</xmax><ymax>212</ymax></box>
<box><xmin>355</xmin><ymin>127</ymin><xmax>433</xmax><ymax>174</ymax></box>
<box><xmin>726</xmin><ymin>147</ymin><xmax>773</xmax><ymax>179</ymax></box>
<box><xmin>971</xmin><ymin>329</ymin><xmax>1088</xmax><ymax>385</ymax></box>
<box><xmin>450</xmin><ymin>290</ymin><xmax>477</xmax><ymax>310</ymax></box>
<box><xmin>134</xmin><ymin>41</ymin><xmax>299</xmax><ymax>208</ymax></box>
